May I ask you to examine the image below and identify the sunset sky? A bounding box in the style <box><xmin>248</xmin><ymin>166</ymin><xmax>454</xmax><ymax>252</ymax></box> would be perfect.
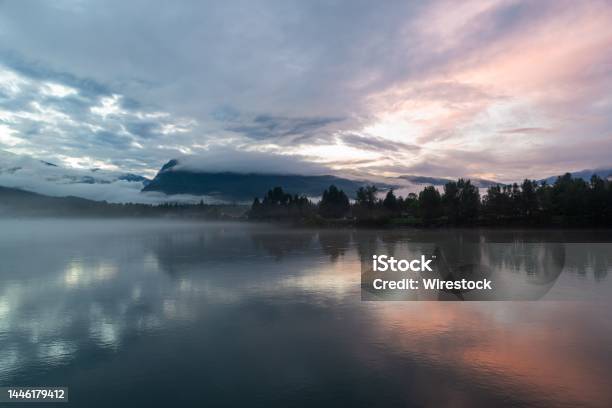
<box><xmin>1</xmin><ymin>0</ymin><xmax>611</xmax><ymax>182</ymax></box>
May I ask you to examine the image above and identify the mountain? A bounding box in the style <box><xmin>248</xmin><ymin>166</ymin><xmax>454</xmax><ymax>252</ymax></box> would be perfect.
<box><xmin>540</xmin><ymin>168</ymin><xmax>612</xmax><ymax>184</ymax></box>
<box><xmin>143</xmin><ymin>159</ymin><xmax>390</xmax><ymax>200</ymax></box>
<box><xmin>0</xmin><ymin>186</ymin><xmax>247</xmax><ymax>218</ymax></box>
<box><xmin>117</xmin><ymin>173</ymin><xmax>150</xmax><ymax>184</ymax></box>
<box><xmin>0</xmin><ymin>185</ymin><xmax>114</xmax><ymax>216</ymax></box>
<box><xmin>0</xmin><ymin>150</ymin><xmax>151</xmax><ymax>203</ymax></box>
<box><xmin>399</xmin><ymin>174</ymin><xmax>500</xmax><ymax>188</ymax></box>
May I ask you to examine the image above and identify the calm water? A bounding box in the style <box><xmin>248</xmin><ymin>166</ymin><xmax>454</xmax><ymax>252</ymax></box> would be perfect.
<box><xmin>1</xmin><ymin>219</ymin><xmax>611</xmax><ymax>407</ymax></box>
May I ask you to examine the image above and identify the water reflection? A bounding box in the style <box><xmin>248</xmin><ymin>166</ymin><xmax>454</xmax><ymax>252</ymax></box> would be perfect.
<box><xmin>371</xmin><ymin>302</ymin><xmax>612</xmax><ymax>407</ymax></box>
<box><xmin>0</xmin><ymin>220</ymin><xmax>610</xmax><ymax>407</ymax></box>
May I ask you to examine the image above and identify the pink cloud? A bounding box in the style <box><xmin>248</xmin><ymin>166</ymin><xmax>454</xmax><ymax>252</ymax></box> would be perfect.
<box><xmin>356</xmin><ymin>0</ymin><xmax>612</xmax><ymax>180</ymax></box>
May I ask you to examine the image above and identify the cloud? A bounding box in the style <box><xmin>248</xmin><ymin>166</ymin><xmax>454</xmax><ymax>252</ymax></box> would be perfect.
<box><xmin>340</xmin><ymin>133</ymin><xmax>420</xmax><ymax>152</ymax></box>
<box><xmin>498</xmin><ymin>127</ymin><xmax>552</xmax><ymax>134</ymax></box>
<box><xmin>225</xmin><ymin>114</ymin><xmax>343</xmax><ymax>141</ymax></box>
<box><xmin>172</xmin><ymin>146</ymin><xmax>332</xmax><ymax>175</ymax></box>
<box><xmin>0</xmin><ymin>62</ymin><xmax>196</xmax><ymax>176</ymax></box>
<box><xmin>0</xmin><ymin>149</ymin><xmax>219</xmax><ymax>204</ymax></box>
<box><xmin>0</xmin><ymin>0</ymin><xmax>610</xmax><ymax>191</ymax></box>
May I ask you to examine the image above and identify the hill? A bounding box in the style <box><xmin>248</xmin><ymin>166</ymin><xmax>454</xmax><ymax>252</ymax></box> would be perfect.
<box><xmin>0</xmin><ymin>186</ymin><xmax>246</xmax><ymax>218</ymax></box>
<box><xmin>142</xmin><ymin>159</ymin><xmax>391</xmax><ymax>200</ymax></box>
<box><xmin>540</xmin><ymin>168</ymin><xmax>612</xmax><ymax>184</ymax></box>
<box><xmin>399</xmin><ymin>175</ymin><xmax>500</xmax><ymax>188</ymax></box>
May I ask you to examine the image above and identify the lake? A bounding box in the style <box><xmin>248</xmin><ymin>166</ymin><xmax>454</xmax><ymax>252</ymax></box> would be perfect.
<box><xmin>1</xmin><ymin>219</ymin><xmax>611</xmax><ymax>407</ymax></box>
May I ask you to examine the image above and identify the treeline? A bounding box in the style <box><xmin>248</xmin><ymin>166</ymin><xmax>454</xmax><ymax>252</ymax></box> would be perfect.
<box><xmin>248</xmin><ymin>173</ymin><xmax>612</xmax><ymax>227</ymax></box>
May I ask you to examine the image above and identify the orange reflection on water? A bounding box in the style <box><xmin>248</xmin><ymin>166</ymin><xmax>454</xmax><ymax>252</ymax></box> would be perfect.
<box><xmin>371</xmin><ymin>302</ymin><xmax>612</xmax><ymax>408</ymax></box>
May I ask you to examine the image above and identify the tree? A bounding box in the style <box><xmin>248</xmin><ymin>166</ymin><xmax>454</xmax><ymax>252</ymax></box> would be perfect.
<box><xmin>319</xmin><ymin>185</ymin><xmax>350</xmax><ymax>218</ymax></box>
<box><xmin>551</xmin><ymin>173</ymin><xmax>588</xmax><ymax>221</ymax></box>
<box><xmin>588</xmin><ymin>175</ymin><xmax>607</xmax><ymax>224</ymax></box>
<box><xmin>403</xmin><ymin>193</ymin><xmax>419</xmax><ymax>216</ymax></box>
<box><xmin>249</xmin><ymin>187</ymin><xmax>314</xmax><ymax>220</ymax></box>
<box><xmin>520</xmin><ymin>179</ymin><xmax>538</xmax><ymax>219</ymax></box>
<box><xmin>483</xmin><ymin>185</ymin><xmax>507</xmax><ymax>221</ymax></box>
<box><xmin>383</xmin><ymin>189</ymin><xmax>400</xmax><ymax>214</ymax></box>
<box><xmin>356</xmin><ymin>185</ymin><xmax>378</xmax><ymax>209</ymax></box>
<box><xmin>264</xmin><ymin>186</ymin><xmax>291</xmax><ymax>206</ymax></box>
<box><xmin>457</xmin><ymin>179</ymin><xmax>479</xmax><ymax>223</ymax></box>
<box><xmin>442</xmin><ymin>179</ymin><xmax>479</xmax><ymax>224</ymax></box>
<box><xmin>442</xmin><ymin>181</ymin><xmax>460</xmax><ymax>223</ymax></box>
<box><xmin>419</xmin><ymin>186</ymin><xmax>442</xmax><ymax>224</ymax></box>
<box><xmin>352</xmin><ymin>185</ymin><xmax>380</xmax><ymax>220</ymax></box>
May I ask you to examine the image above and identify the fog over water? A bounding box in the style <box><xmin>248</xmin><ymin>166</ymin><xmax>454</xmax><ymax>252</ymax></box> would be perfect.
<box><xmin>1</xmin><ymin>219</ymin><xmax>611</xmax><ymax>407</ymax></box>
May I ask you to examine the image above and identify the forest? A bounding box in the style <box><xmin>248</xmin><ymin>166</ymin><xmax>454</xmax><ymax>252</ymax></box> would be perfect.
<box><xmin>248</xmin><ymin>173</ymin><xmax>612</xmax><ymax>227</ymax></box>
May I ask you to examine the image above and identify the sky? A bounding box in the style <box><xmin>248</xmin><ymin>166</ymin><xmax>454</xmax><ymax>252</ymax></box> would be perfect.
<box><xmin>0</xmin><ymin>0</ymin><xmax>611</xmax><ymax>182</ymax></box>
